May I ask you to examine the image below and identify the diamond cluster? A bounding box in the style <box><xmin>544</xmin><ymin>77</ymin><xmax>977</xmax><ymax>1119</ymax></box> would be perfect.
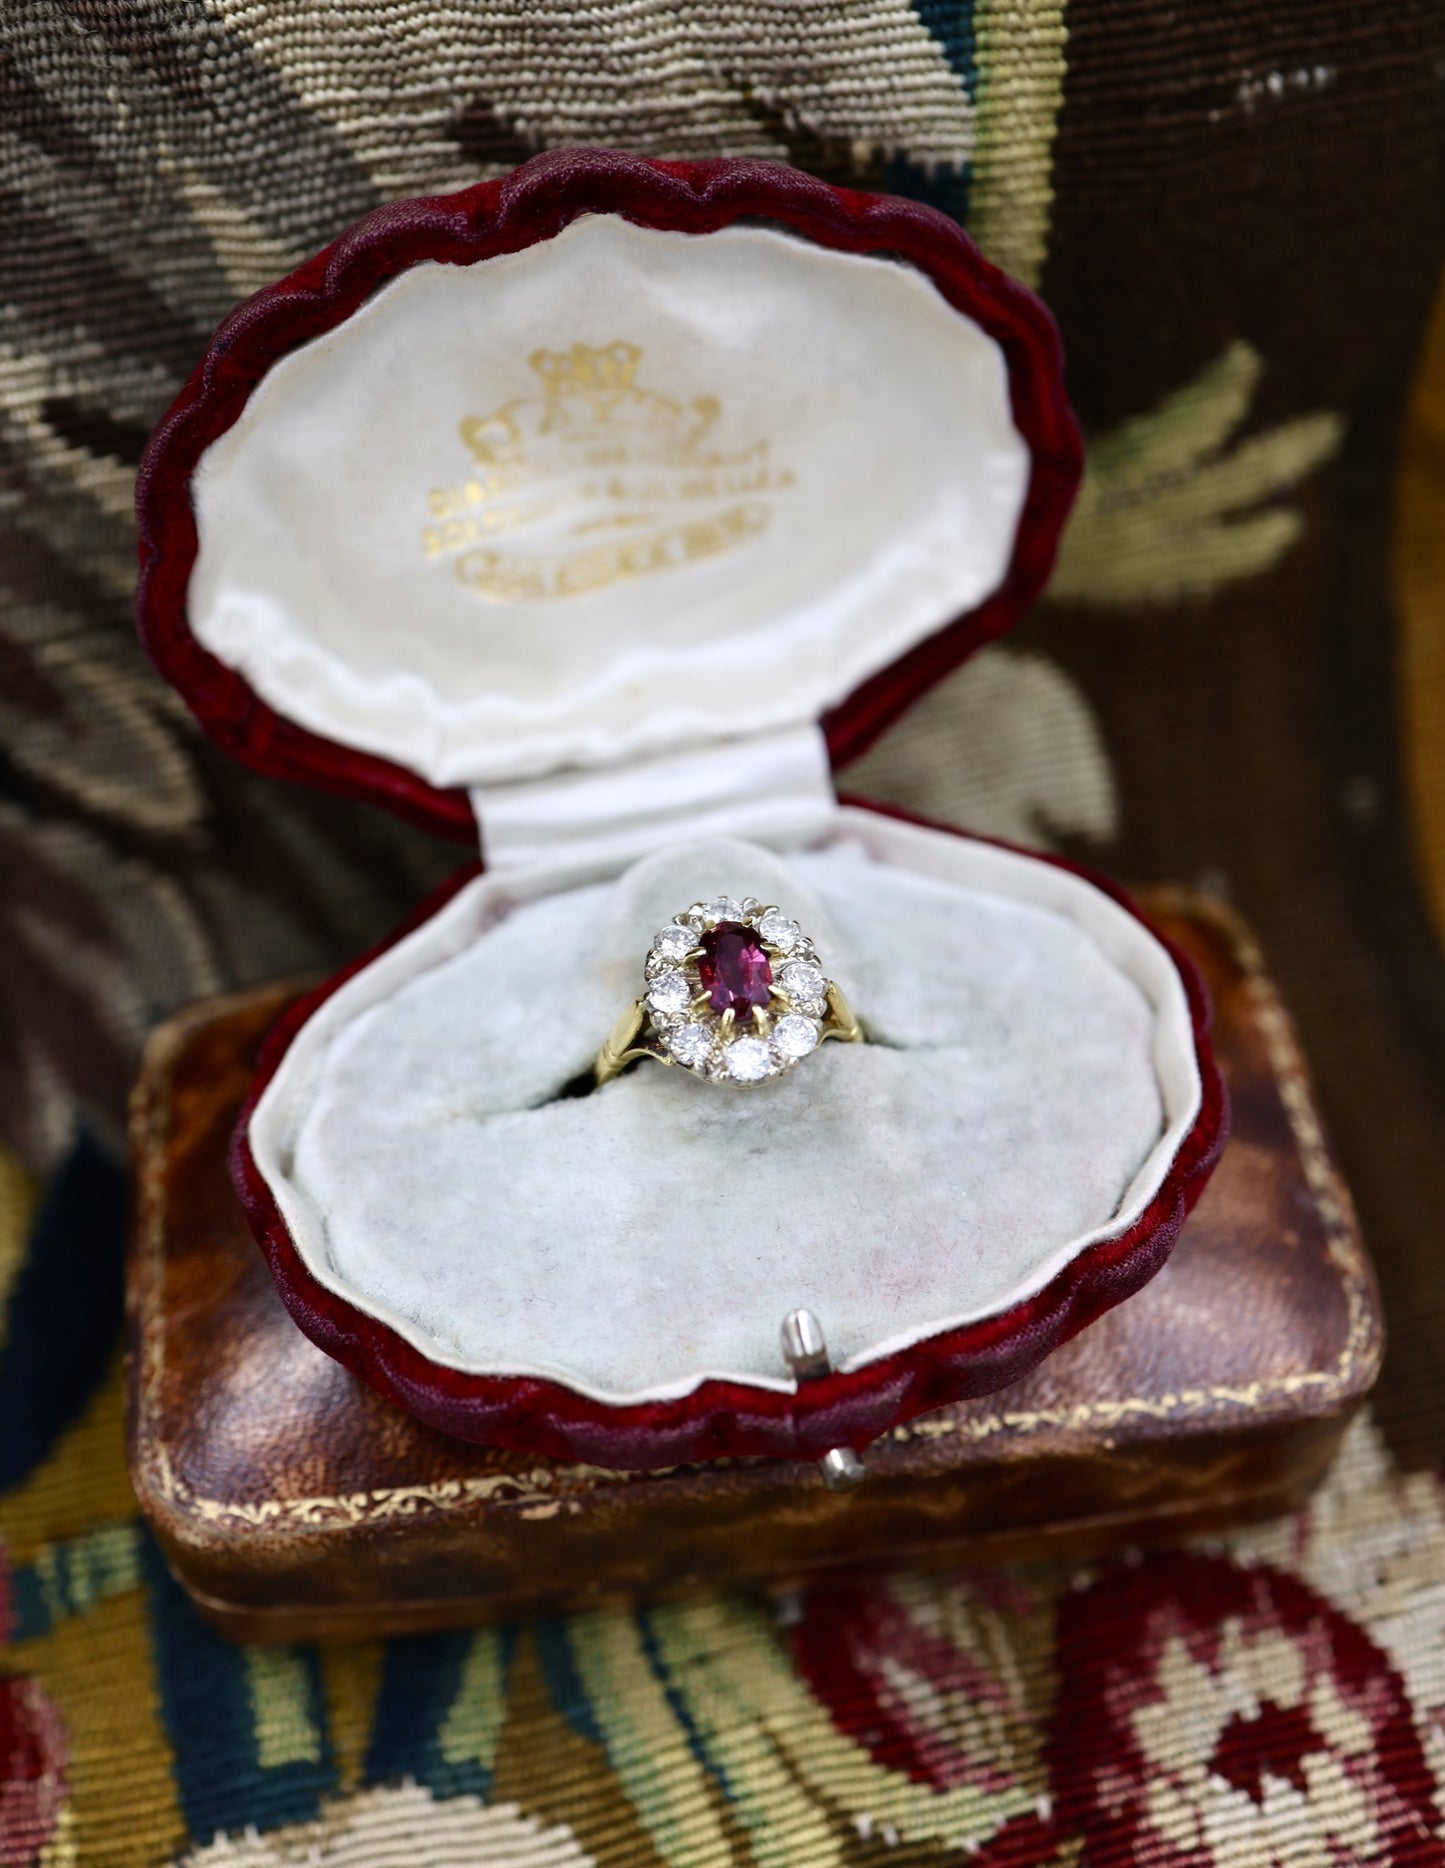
<box><xmin>643</xmin><ymin>895</ymin><xmax>830</xmax><ymax>1084</ymax></box>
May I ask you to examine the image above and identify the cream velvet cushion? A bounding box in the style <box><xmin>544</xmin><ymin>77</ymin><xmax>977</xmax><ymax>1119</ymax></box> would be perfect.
<box><xmin>248</xmin><ymin>812</ymin><xmax>1202</xmax><ymax>1403</ymax></box>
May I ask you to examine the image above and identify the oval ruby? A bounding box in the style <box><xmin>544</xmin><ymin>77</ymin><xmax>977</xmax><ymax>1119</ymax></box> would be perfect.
<box><xmin>698</xmin><ymin>921</ymin><xmax>773</xmax><ymax>1020</ymax></box>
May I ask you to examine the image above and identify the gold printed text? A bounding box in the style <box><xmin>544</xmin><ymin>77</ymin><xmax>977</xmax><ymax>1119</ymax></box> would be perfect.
<box><xmin>422</xmin><ymin>341</ymin><xmax>793</xmax><ymax>599</ymax></box>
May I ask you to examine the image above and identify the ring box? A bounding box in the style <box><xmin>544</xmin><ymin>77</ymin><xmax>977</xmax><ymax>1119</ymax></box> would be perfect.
<box><xmin>133</xmin><ymin>149</ymin><xmax>1232</xmax><ymax>1473</ymax></box>
<box><xmin>127</xmin><ymin>892</ymin><xmax>1379</xmax><ymax>1641</ymax></box>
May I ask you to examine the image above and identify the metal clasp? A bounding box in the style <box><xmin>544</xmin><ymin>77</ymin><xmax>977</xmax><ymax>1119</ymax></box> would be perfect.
<box><xmin>781</xmin><ymin>1307</ymin><xmax>865</xmax><ymax>1491</ymax></box>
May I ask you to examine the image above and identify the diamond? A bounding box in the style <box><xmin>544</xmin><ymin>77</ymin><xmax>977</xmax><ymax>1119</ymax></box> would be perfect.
<box><xmin>700</xmin><ymin>895</ymin><xmax>743</xmax><ymax>926</ymax></box>
<box><xmin>647</xmin><ymin>971</ymin><xmax>691</xmax><ymax>1018</ymax></box>
<box><xmin>651</xmin><ymin>923</ymin><xmax>696</xmax><ymax>964</ymax></box>
<box><xmin>778</xmin><ymin>961</ymin><xmax>826</xmax><ymax>1006</ymax></box>
<box><xmin>773</xmin><ymin>1013</ymin><xmax>820</xmax><ymax>1060</ymax></box>
<box><xmin>758</xmin><ymin>909</ymin><xmax>801</xmax><ymax>953</ymax></box>
<box><xmin>667</xmin><ymin>1022</ymin><xmax>713</xmax><ymax>1069</ymax></box>
<box><xmin>724</xmin><ymin>1036</ymin><xmax>772</xmax><ymax>1082</ymax></box>
<box><xmin>698</xmin><ymin>921</ymin><xmax>772</xmax><ymax>1019</ymax></box>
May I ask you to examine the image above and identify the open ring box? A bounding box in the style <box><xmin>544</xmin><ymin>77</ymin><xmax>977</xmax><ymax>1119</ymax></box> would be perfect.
<box><xmin>129</xmin><ymin>150</ymin><xmax>1377</xmax><ymax>1636</ymax></box>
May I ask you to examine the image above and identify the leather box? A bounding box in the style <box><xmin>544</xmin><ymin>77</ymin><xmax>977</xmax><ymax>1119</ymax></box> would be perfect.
<box><xmin>127</xmin><ymin>891</ymin><xmax>1381</xmax><ymax>1644</ymax></box>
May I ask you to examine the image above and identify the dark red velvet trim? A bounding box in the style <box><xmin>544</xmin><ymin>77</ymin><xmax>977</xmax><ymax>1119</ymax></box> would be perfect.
<box><xmin>228</xmin><ymin>804</ymin><xmax>1228</xmax><ymax>1469</ymax></box>
<box><xmin>136</xmin><ymin>147</ymin><xmax>1081</xmax><ymax>842</ymax></box>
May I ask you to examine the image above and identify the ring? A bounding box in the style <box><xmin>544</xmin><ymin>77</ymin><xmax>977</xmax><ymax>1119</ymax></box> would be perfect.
<box><xmin>594</xmin><ymin>895</ymin><xmax>863</xmax><ymax>1087</ymax></box>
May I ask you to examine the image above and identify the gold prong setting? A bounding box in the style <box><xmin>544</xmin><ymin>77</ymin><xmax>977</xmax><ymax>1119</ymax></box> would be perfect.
<box><xmin>637</xmin><ymin>895</ymin><xmax>850</xmax><ymax>1085</ymax></box>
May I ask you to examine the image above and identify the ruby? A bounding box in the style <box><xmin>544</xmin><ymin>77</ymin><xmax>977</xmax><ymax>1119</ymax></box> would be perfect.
<box><xmin>698</xmin><ymin>921</ymin><xmax>773</xmax><ymax>1021</ymax></box>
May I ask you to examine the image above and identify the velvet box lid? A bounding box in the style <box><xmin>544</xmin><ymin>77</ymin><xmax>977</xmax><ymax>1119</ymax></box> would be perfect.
<box><xmin>134</xmin><ymin>148</ymin><xmax>1227</xmax><ymax>1470</ymax></box>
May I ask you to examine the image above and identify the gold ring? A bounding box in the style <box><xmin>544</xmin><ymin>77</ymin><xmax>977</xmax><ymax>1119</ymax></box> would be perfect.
<box><xmin>594</xmin><ymin>895</ymin><xmax>863</xmax><ymax>1087</ymax></box>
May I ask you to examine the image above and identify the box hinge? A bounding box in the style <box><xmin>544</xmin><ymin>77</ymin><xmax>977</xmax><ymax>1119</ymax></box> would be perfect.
<box><xmin>469</xmin><ymin>722</ymin><xmax>835</xmax><ymax>873</ymax></box>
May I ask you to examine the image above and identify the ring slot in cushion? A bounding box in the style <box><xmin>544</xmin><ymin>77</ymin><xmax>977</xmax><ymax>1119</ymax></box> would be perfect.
<box><xmin>250</xmin><ymin>818</ymin><xmax>1199</xmax><ymax>1404</ymax></box>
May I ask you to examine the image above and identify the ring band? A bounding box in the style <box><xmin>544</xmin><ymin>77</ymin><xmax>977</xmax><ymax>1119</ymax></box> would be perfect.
<box><xmin>594</xmin><ymin>895</ymin><xmax>863</xmax><ymax>1087</ymax></box>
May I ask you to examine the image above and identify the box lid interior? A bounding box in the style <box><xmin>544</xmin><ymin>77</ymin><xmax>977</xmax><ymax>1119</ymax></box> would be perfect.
<box><xmin>136</xmin><ymin>153</ymin><xmax>1080</xmax><ymax>841</ymax></box>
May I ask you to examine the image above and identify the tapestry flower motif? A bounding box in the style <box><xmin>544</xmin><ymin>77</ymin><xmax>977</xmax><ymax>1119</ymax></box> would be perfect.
<box><xmin>0</xmin><ymin>1543</ymin><xmax>69</xmax><ymax>1868</ymax></box>
<box><xmin>1050</xmin><ymin>1552</ymin><xmax>1444</xmax><ymax>1867</ymax></box>
<box><xmin>788</xmin><ymin>1573</ymin><xmax>1048</xmax><ymax>1797</ymax></box>
<box><xmin>179</xmin><ymin>1782</ymin><xmax>590</xmax><ymax>1867</ymax></box>
<box><xmin>0</xmin><ymin>1678</ymin><xmax>68</xmax><ymax>1867</ymax></box>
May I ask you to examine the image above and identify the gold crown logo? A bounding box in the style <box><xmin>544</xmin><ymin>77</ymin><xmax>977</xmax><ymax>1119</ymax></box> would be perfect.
<box><xmin>460</xmin><ymin>339</ymin><xmax>719</xmax><ymax>467</ymax></box>
<box><xmin>430</xmin><ymin>336</ymin><xmax>792</xmax><ymax>602</ymax></box>
<box><xmin>528</xmin><ymin>340</ymin><xmax>641</xmax><ymax>398</ymax></box>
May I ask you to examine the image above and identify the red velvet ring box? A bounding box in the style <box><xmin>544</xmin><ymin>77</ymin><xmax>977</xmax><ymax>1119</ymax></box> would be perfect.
<box><xmin>134</xmin><ymin>148</ymin><xmax>1226</xmax><ymax>1476</ymax></box>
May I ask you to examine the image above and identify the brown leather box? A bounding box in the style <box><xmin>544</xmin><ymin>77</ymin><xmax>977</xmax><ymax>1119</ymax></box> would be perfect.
<box><xmin>127</xmin><ymin>891</ymin><xmax>1381</xmax><ymax>1644</ymax></box>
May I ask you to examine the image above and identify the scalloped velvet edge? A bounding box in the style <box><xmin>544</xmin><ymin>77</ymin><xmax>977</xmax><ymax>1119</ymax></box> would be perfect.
<box><xmin>135</xmin><ymin>146</ymin><xmax>1082</xmax><ymax>842</ymax></box>
<box><xmin>228</xmin><ymin>802</ymin><xmax>1229</xmax><ymax>1469</ymax></box>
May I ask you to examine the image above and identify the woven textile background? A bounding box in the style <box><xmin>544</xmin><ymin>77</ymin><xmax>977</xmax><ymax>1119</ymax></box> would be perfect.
<box><xmin>2</xmin><ymin>3</ymin><xmax>1445</xmax><ymax>1863</ymax></box>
